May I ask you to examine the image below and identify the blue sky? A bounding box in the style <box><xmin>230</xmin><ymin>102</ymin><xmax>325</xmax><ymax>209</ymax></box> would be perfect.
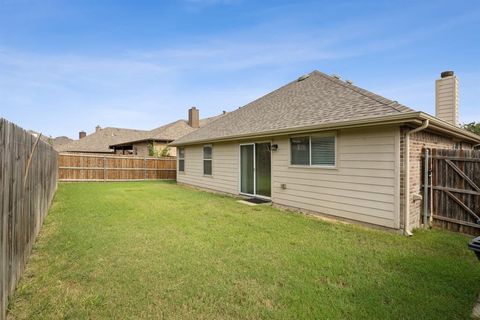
<box><xmin>1</xmin><ymin>0</ymin><xmax>479</xmax><ymax>138</ymax></box>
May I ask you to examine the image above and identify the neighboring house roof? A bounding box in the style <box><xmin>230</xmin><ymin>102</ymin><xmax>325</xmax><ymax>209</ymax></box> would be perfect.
<box><xmin>27</xmin><ymin>131</ymin><xmax>73</xmax><ymax>151</ymax></box>
<box><xmin>110</xmin><ymin>113</ymin><xmax>225</xmax><ymax>148</ymax></box>
<box><xmin>57</xmin><ymin>127</ymin><xmax>148</xmax><ymax>153</ymax></box>
<box><xmin>171</xmin><ymin>70</ymin><xmax>480</xmax><ymax>145</ymax></box>
<box><xmin>51</xmin><ymin>136</ymin><xmax>74</xmax><ymax>150</ymax></box>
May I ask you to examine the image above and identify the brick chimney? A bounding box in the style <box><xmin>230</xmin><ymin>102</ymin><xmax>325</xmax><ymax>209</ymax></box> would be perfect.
<box><xmin>188</xmin><ymin>107</ymin><xmax>200</xmax><ymax>128</ymax></box>
<box><xmin>95</xmin><ymin>125</ymin><xmax>101</xmax><ymax>132</ymax></box>
<box><xmin>435</xmin><ymin>71</ymin><xmax>459</xmax><ymax>126</ymax></box>
<box><xmin>79</xmin><ymin>131</ymin><xmax>86</xmax><ymax>139</ymax></box>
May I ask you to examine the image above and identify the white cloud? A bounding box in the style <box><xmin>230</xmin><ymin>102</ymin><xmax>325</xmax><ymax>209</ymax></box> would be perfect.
<box><xmin>1</xmin><ymin>5</ymin><xmax>479</xmax><ymax>137</ymax></box>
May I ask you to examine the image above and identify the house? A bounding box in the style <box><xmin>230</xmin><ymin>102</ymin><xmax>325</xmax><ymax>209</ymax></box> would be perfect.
<box><xmin>109</xmin><ymin>107</ymin><xmax>226</xmax><ymax>156</ymax></box>
<box><xmin>27</xmin><ymin>130</ymin><xmax>73</xmax><ymax>151</ymax></box>
<box><xmin>57</xmin><ymin>126</ymin><xmax>148</xmax><ymax>154</ymax></box>
<box><xmin>49</xmin><ymin>136</ymin><xmax>74</xmax><ymax>150</ymax></box>
<box><xmin>170</xmin><ymin>70</ymin><xmax>480</xmax><ymax>234</ymax></box>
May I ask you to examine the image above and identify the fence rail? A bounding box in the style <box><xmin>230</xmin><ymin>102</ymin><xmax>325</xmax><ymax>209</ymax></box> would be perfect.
<box><xmin>0</xmin><ymin>118</ymin><xmax>58</xmax><ymax>320</ymax></box>
<box><xmin>58</xmin><ymin>153</ymin><xmax>176</xmax><ymax>181</ymax></box>
<box><xmin>428</xmin><ymin>148</ymin><xmax>480</xmax><ymax>235</ymax></box>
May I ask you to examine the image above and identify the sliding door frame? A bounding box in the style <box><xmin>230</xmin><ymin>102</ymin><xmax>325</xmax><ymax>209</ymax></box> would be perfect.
<box><xmin>238</xmin><ymin>141</ymin><xmax>272</xmax><ymax>200</ymax></box>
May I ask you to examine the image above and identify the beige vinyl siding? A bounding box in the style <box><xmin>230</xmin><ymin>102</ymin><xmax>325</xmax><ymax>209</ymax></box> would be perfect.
<box><xmin>271</xmin><ymin>126</ymin><xmax>400</xmax><ymax>229</ymax></box>
<box><xmin>435</xmin><ymin>76</ymin><xmax>459</xmax><ymax>126</ymax></box>
<box><xmin>177</xmin><ymin>142</ymin><xmax>239</xmax><ymax>194</ymax></box>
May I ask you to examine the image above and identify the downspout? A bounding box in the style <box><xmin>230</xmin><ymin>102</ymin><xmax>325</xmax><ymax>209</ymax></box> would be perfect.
<box><xmin>404</xmin><ymin>120</ymin><xmax>429</xmax><ymax>236</ymax></box>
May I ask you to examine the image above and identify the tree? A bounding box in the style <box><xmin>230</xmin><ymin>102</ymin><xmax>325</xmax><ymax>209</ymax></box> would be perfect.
<box><xmin>147</xmin><ymin>142</ymin><xmax>158</xmax><ymax>157</ymax></box>
<box><xmin>160</xmin><ymin>146</ymin><xmax>171</xmax><ymax>157</ymax></box>
<box><xmin>462</xmin><ymin>122</ymin><xmax>480</xmax><ymax>135</ymax></box>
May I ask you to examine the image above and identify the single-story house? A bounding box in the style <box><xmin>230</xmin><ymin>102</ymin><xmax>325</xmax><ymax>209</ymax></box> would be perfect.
<box><xmin>27</xmin><ymin>130</ymin><xmax>73</xmax><ymax>151</ymax></box>
<box><xmin>171</xmin><ymin>70</ymin><xmax>480</xmax><ymax>234</ymax></box>
<box><xmin>109</xmin><ymin>107</ymin><xmax>226</xmax><ymax>157</ymax></box>
<box><xmin>57</xmin><ymin>126</ymin><xmax>148</xmax><ymax>154</ymax></box>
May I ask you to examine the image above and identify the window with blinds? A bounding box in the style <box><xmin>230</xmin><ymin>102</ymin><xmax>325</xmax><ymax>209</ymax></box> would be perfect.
<box><xmin>178</xmin><ymin>147</ymin><xmax>185</xmax><ymax>172</ymax></box>
<box><xmin>290</xmin><ymin>137</ymin><xmax>310</xmax><ymax>165</ymax></box>
<box><xmin>290</xmin><ymin>133</ymin><xmax>336</xmax><ymax>167</ymax></box>
<box><xmin>203</xmin><ymin>145</ymin><xmax>212</xmax><ymax>175</ymax></box>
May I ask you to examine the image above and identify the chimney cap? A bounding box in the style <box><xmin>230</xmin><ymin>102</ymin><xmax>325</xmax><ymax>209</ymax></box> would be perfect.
<box><xmin>441</xmin><ymin>71</ymin><xmax>454</xmax><ymax>78</ymax></box>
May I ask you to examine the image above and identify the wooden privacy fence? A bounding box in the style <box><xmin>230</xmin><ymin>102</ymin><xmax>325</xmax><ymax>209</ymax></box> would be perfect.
<box><xmin>58</xmin><ymin>153</ymin><xmax>176</xmax><ymax>181</ymax></box>
<box><xmin>0</xmin><ymin>118</ymin><xmax>58</xmax><ymax>320</ymax></box>
<box><xmin>426</xmin><ymin>148</ymin><xmax>480</xmax><ymax>235</ymax></box>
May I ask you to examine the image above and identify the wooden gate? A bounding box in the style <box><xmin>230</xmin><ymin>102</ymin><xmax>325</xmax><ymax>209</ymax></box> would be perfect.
<box><xmin>428</xmin><ymin>148</ymin><xmax>480</xmax><ymax>235</ymax></box>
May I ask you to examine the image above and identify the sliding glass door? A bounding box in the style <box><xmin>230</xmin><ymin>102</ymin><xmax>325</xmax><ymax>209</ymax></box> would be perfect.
<box><xmin>240</xmin><ymin>143</ymin><xmax>271</xmax><ymax>198</ymax></box>
<box><xmin>240</xmin><ymin>144</ymin><xmax>255</xmax><ymax>194</ymax></box>
<box><xmin>255</xmin><ymin>143</ymin><xmax>271</xmax><ymax>197</ymax></box>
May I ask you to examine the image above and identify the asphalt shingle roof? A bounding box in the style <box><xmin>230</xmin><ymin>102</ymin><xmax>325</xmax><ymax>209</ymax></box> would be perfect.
<box><xmin>172</xmin><ymin>70</ymin><xmax>415</xmax><ymax>145</ymax></box>
<box><xmin>109</xmin><ymin>114</ymin><xmax>225</xmax><ymax>147</ymax></box>
<box><xmin>57</xmin><ymin>127</ymin><xmax>148</xmax><ymax>153</ymax></box>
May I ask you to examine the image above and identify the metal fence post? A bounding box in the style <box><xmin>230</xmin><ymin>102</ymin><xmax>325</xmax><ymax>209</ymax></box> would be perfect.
<box><xmin>423</xmin><ymin>148</ymin><xmax>429</xmax><ymax>228</ymax></box>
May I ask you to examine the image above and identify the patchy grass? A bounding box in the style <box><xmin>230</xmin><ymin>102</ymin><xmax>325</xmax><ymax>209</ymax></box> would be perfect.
<box><xmin>8</xmin><ymin>181</ymin><xmax>480</xmax><ymax>319</ymax></box>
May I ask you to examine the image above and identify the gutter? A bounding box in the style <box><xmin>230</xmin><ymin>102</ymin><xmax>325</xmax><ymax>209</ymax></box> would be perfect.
<box><xmin>109</xmin><ymin>138</ymin><xmax>172</xmax><ymax>149</ymax></box>
<box><xmin>417</xmin><ymin>112</ymin><xmax>480</xmax><ymax>143</ymax></box>
<box><xmin>170</xmin><ymin>112</ymin><xmax>424</xmax><ymax>146</ymax></box>
<box><xmin>170</xmin><ymin>112</ymin><xmax>480</xmax><ymax>147</ymax></box>
<box><xmin>404</xmin><ymin>120</ymin><xmax>429</xmax><ymax>236</ymax></box>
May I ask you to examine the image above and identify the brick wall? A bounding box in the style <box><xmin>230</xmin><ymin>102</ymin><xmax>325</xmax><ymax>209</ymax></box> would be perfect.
<box><xmin>400</xmin><ymin>127</ymin><xmax>472</xmax><ymax>230</ymax></box>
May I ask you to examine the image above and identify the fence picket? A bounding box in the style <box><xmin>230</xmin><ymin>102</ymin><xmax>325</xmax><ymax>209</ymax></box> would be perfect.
<box><xmin>58</xmin><ymin>153</ymin><xmax>176</xmax><ymax>181</ymax></box>
<box><xmin>0</xmin><ymin>118</ymin><xmax>58</xmax><ymax>320</ymax></box>
<box><xmin>428</xmin><ymin>148</ymin><xmax>480</xmax><ymax>235</ymax></box>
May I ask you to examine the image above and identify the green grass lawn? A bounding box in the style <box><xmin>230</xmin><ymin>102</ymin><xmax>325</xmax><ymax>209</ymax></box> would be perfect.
<box><xmin>8</xmin><ymin>182</ymin><xmax>480</xmax><ymax>319</ymax></box>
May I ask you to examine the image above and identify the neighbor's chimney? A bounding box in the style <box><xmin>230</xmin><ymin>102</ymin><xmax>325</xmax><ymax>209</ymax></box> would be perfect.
<box><xmin>79</xmin><ymin>131</ymin><xmax>86</xmax><ymax>139</ymax></box>
<box><xmin>435</xmin><ymin>71</ymin><xmax>459</xmax><ymax>126</ymax></box>
<box><xmin>188</xmin><ymin>107</ymin><xmax>200</xmax><ymax>128</ymax></box>
<box><xmin>95</xmin><ymin>125</ymin><xmax>101</xmax><ymax>132</ymax></box>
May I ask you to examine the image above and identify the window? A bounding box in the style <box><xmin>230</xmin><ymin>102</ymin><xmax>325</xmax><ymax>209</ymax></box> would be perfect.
<box><xmin>290</xmin><ymin>133</ymin><xmax>336</xmax><ymax>167</ymax></box>
<box><xmin>203</xmin><ymin>145</ymin><xmax>212</xmax><ymax>175</ymax></box>
<box><xmin>290</xmin><ymin>137</ymin><xmax>310</xmax><ymax>165</ymax></box>
<box><xmin>178</xmin><ymin>147</ymin><xmax>185</xmax><ymax>172</ymax></box>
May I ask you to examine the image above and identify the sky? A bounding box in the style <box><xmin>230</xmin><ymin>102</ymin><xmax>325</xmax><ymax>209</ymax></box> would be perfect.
<box><xmin>0</xmin><ymin>0</ymin><xmax>479</xmax><ymax>139</ymax></box>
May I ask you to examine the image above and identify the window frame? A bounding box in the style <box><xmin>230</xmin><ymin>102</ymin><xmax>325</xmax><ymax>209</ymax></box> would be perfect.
<box><xmin>203</xmin><ymin>144</ymin><xmax>213</xmax><ymax>176</ymax></box>
<box><xmin>178</xmin><ymin>147</ymin><xmax>185</xmax><ymax>173</ymax></box>
<box><xmin>289</xmin><ymin>132</ymin><xmax>337</xmax><ymax>169</ymax></box>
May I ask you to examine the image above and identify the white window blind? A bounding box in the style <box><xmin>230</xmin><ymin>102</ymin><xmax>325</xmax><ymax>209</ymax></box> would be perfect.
<box><xmin>178</xmin><ymin>147</ymin><xmax>185</xmax><ymax>172</ymax></box>
<box><xmin>203</xmin><ymin>145</ymin><xmax>212</xmax><ymax>175</ymax></box>
<box><xmin>290</xmin><ymin>134</ymin><xmax>336</xmax><ymax>167</ymax></box>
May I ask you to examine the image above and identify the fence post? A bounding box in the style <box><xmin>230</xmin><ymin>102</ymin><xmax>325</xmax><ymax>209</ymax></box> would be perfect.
<box><xmin>144</xmin><ymin>157</ymin><xmax>147</xmax><ymax>180</ymax></box>
<box><xmin>103</xmin><ymin>157</ymin><xmax>106</xmax><ymax>182</ymax></box>
<box><xmin>423</xmin><ymin>148</ymin><xmax>429</xmax><ymax>228</ymax></box>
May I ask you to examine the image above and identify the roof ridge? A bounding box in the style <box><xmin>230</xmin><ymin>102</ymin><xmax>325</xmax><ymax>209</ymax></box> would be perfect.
<box><xmin>149</xmin><ymin>120</ymin><xmax>184</xmax><ymax>132</ymax></box>
<box><xmin>312</xmin><ymin>70</ymin><xmax>408</xmax><ymax>113</ymax></box>
<box><xmin>102</xmin><ymin>126</ymin><xmax>148</xmax><ymax>132</ymax></box>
